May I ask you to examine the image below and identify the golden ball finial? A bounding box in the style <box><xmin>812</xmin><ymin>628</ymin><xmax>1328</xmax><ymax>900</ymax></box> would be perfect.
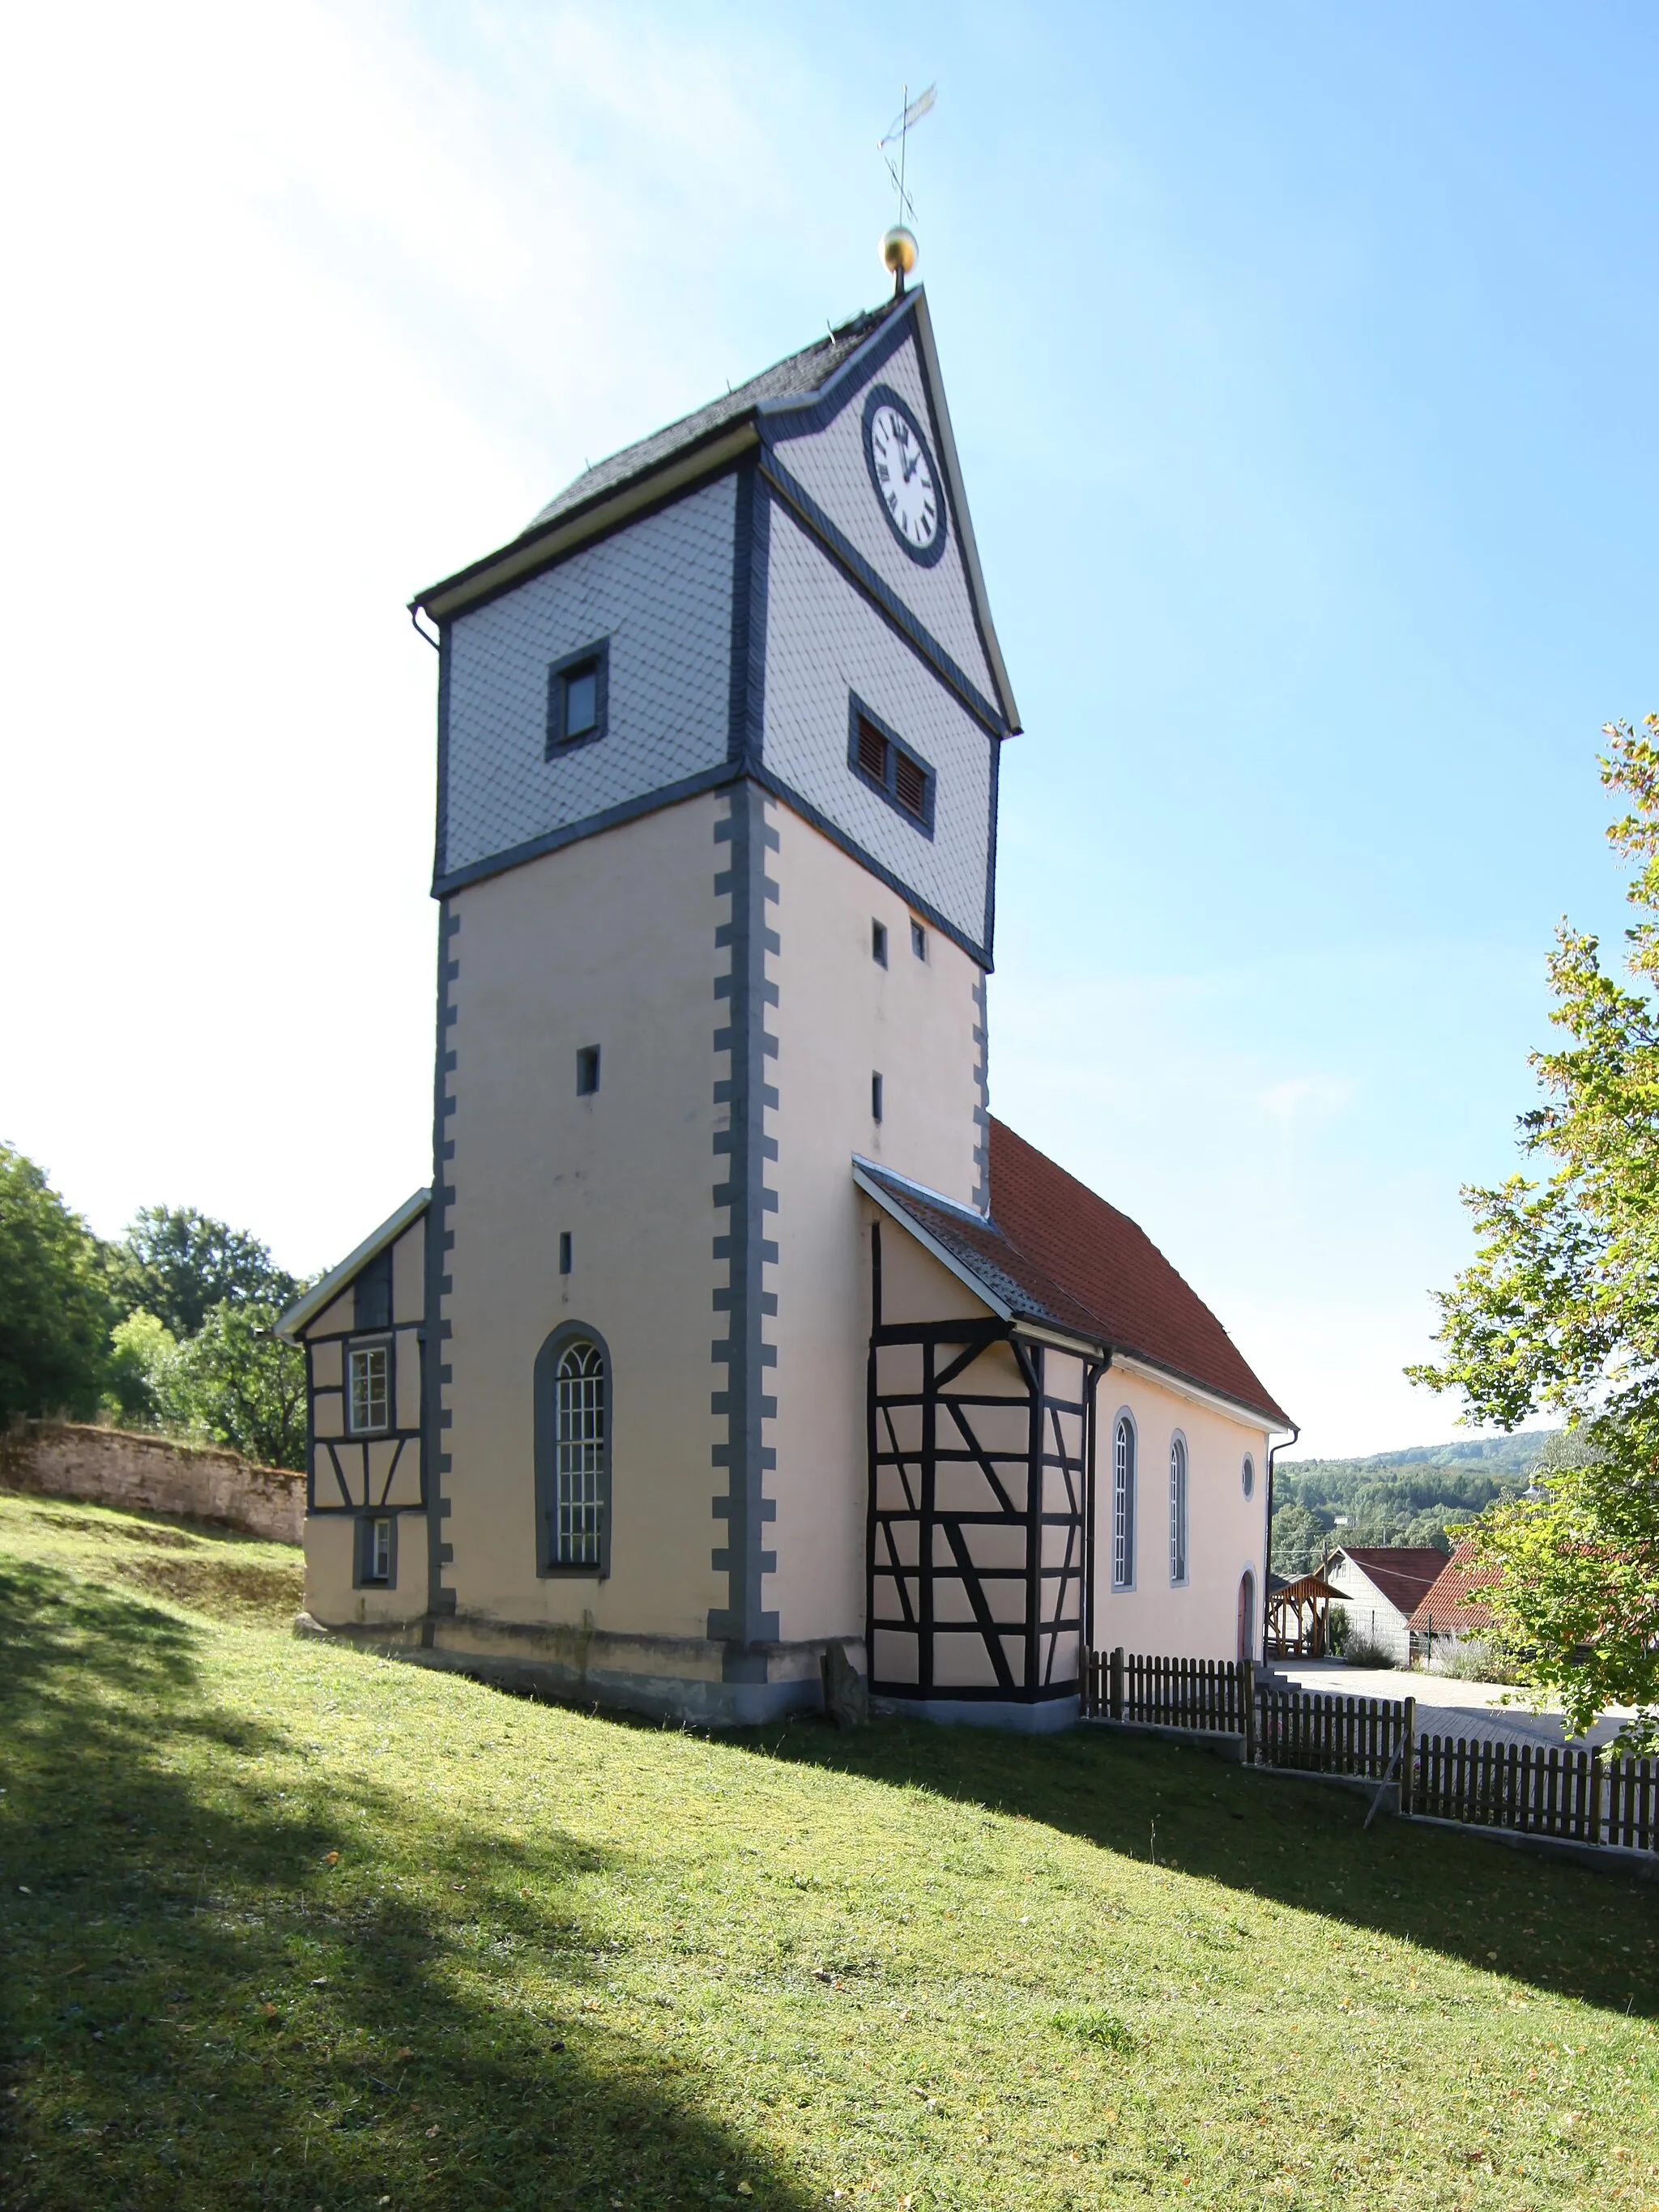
<box><xmin>881</xmin><ymin>224</ymin><xmax>918</xmax><ymax>279</ymax></box>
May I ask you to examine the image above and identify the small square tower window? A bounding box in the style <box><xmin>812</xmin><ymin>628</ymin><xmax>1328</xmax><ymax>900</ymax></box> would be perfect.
<box><xmin>910</xmin><ymin>919</ymin><xmax>928</xmax><ymax>961</ymax></box>
<box><xmin>871</xmin><ymin>1072</ymin><xmax>885</xmax><ymax>1123</ymax></box>
<box><xmin>872</xmin><ymin>919</ymin><xmax>888</xmax><ymax>966</ymax></box>
<box><xmin>576</xmin><ymin>1045</ymin><xmax>600</xmax><ymax>1096</ymax></box>
<box><xmin>546</xmin><ymin>638</ymin><xmax>610</xmax><ymax>753</ymax></box>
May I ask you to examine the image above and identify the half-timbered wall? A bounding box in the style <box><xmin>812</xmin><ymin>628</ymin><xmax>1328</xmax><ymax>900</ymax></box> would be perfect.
<box><xmin>866</xmin><ymin>1222</ymin><xmax>1096</xmax><ymax>1705</ymax></box>
<box><xmin>299</xmin><ymin>1210</ymin><xmax>426</xmax><ymax>1563</ymax></box>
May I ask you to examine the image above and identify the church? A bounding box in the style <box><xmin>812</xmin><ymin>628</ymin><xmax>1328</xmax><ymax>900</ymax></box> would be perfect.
<box><xmin>279</xmin><ymin>278</ymin><xmax>1290</xmax><ymax>1728</ymax></box>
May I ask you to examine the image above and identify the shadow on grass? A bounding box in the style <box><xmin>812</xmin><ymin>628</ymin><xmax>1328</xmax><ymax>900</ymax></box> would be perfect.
<box><xmin>732</xmin><ymin>1707</ymin><xmax>1659</xmax><ymax>2018</ymax></box>
<box><xmin>0</xmin><ymin>1562</ymin><xmax>815</xmax><ymax>2212</ymax></box>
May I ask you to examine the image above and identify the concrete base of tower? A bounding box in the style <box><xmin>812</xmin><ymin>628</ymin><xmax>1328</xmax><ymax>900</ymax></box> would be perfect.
<box><xmin>292</xmin><ymin>1609</ymin><xmax>859</xmax><ymax>1728</ymax></box>
<box><xmin>873</xmin><ymin>1692</ymin><xmax>1082</xmax><ymax>1733</ymax></box>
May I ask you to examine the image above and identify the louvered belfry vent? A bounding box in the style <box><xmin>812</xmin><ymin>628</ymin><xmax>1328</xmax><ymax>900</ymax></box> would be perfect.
<box><xmin>893</xmin><ymin>749</ymin><xmax>928</xmax><ymax>820</ymax></box>
<box><xmin>857</xmin><ymin>713</ymin><xmax>889</xmax><ymax>782</ymax></box>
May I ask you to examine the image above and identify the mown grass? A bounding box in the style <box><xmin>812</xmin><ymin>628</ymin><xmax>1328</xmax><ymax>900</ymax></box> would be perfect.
<box><xmin>2</xmin><ymin>1487</ymin><xmax>1656</xmax><ymax>2212</ymax></box>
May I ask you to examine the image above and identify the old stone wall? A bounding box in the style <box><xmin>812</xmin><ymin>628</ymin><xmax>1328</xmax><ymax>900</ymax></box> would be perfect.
<box><xmin>0</xmin><ymin>1422</ymin><xmax>303</xmax><ymax>1544</ymax></box>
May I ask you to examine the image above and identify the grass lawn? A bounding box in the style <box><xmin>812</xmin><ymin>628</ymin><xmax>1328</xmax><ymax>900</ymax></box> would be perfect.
<box><xmin>2</xmin><ymin>1489</ymin><xmax>1657</xmax><ymax>2212</ymax></box>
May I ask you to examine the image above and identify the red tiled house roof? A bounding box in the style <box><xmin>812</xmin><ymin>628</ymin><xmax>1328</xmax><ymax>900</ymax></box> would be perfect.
<box><xmin>1330</xmin><ymin>1546</ymin><xmax>1448</xmax><ymax>1617</ymax></box>
<box><xmin>1409</xmin><ymin>1541</ymin><xmax>1500</xmax><ymax>1637</ymax></box>
<box><xmin>858</xmin><ymin>1119</ymin><xmax>1290</xmax><ymax>1428</ymax></box>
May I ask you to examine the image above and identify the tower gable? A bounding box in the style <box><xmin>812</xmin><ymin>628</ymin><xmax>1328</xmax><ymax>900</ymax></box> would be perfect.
<box><xmin>761</xmin><ymin>309</ymin><xmax>1001</xmax><ymax>723</ymax></box>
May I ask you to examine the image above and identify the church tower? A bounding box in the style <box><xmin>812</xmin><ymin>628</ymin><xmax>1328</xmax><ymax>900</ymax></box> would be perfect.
<box><xmin>402</xmin><ymin>288</ymin><xmax>1018</xmax><ymax>1720</ymax></box>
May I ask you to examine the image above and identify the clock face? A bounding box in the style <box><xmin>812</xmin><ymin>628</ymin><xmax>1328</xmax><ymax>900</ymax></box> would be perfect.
<box><xmin>863</xmin><ymin>389</ymin><xmax>946</xmax><ymax>564</ymax></box>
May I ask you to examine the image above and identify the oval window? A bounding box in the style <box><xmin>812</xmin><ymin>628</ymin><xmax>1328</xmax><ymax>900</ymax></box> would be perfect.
<box><xmin>1242</xmin><ymin>1453</ymin><xmax>1256</xmax><ymax>1500</ymax></box>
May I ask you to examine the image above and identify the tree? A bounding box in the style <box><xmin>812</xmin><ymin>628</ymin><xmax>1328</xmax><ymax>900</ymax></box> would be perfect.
<box><xmin>1269</xmin><ymin>1501</ymin><xmax>1329</xmax><ymax>1577</ymax></box>
<box><xmin>0</xmin><ymin>1145</ymin><xmax>114</xmax><ymax>1423</ymax></box>
<box><xmin>147</xmin><ymin>1300</ymin><xmax>307</xmax><ymax>1470</ymax></box>
<box><xmin>109</xmin><ymin>1206</ymin><xmax>300</xmax><ymax>1338</ymax></box>
<box><xmin>107</xmin><ymin>1309</ymin><xmax>177</xmax><ymax>1426</ymax></box>
<box><xmin>1409</xmin><ymin>718</ymin><xmax>1659</xmax><ymax>1748</ymax></box>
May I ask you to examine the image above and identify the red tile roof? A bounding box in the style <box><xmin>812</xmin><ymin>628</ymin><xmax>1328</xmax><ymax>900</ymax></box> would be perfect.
<box><xmin>1329</xmin><ymin>1546</ymin><xmax>1448</xmax><ymax>1617</ymax></box>
<box><xmin>859</xmin><ymin>1119</ymin><xmax>1290</xmax><ymax>1427</ymax></box>
<box><xmin>1408</xmin><ymin>1541</ymin><xmax>1500</xmax><ymax>1635</ymax></box>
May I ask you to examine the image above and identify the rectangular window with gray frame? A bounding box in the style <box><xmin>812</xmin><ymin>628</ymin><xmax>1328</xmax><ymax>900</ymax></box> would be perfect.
<box><xmin>546</xmin><ymin>637</ymin><xmax>610</xmax><ymax>754</ymax></box>
<box><xmin>847</xmin><ymin>695</ymin><xmax>936</xmax><ymax>836</ymax></box>
<box><xmin>347</xmin><ymin>1341</ymin><xmax>390</xmax><ymax>1434</ymax></box>
<box><xmin>357</xmin><ymin>1514</ymin><xmax>394</xmax><ymax>1587</ymax></box>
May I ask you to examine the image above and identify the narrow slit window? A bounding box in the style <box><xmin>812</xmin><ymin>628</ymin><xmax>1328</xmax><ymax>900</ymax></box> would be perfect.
<box><xmin>348</xmin><ymin>1344</ymin><xmax>390</xmax><ymax>1434</ymax></box>
<box><xmin>871</xmin><ymin>1071</ymin><xmax>884</xmax><ymax>1123</ymax></box>
<box><xmin>361</xmin><ymin>1515</ymin><xmax>392</xmax><ymax>1584</ymax></box>
<box><xmin>576</xmin><ymin>1044</ymin><xmax>600</xmax><ymax>1096</ymax></box>
<box><xmin>910</xmin><ymin>919</ymin><xmax>928</xmax><ymax>961</ymax></box>
<box><xmin>558</xmin><ymin>1231</ymin><xmax>573</xmax><ymax>1276</ymax></box>
<box><xmin>872</xmin><ymin>919</ymin><xmax>888</xmax><ymax>967</ymax></box>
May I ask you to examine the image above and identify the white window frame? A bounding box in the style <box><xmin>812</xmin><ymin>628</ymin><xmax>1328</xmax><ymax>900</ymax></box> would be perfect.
<box><xmin>552</xmin><ymin>1339</ymin><xmax>606</xmax><ymax>1569</ymax></box>
<box><xmin>1111</xmin><ymin>1413</ymin><xmax>1137</xmax><ymax>1590</ymax></box>
<box><xmin>1169</xmin><ymin>1433</ymin><xmax>1189</xmax><ymax>1586</ymax></box>
<box><xmin>347</xmin><ymin>1340</ymin><xmax>390</xmax><ymax>1435</ymax></box>
<box><xmin>1242</xmin><ymin>1452</ymin><xmax>1255</xmax><ymax>1500</ymax></box>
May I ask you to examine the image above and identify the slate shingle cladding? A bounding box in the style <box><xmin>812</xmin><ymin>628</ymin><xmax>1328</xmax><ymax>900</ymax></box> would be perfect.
<box><xmin>761</xmin><ymin>504</ymin><xmax>996</xmax><ymax>953</ymax></box>
<box><xmin>442</xmin><ymin>477</ymin><xmax>737</xmax><ymax>880</ymax></box>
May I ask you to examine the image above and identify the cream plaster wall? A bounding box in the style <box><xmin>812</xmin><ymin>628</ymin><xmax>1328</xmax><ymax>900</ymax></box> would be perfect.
<box><xmin>303</xmin><ymin>1508</ymin><xmax>428</xmax><ymax>1625</ymax></box>
<box><xmin>1093</xmin><ymin>1370</ymin><xmax>1269</xmax><ymax>1665</ymax></box>
<box><xmin>441</xmin><ymin>791</ymin><xmax>725</xmax><ymax>1639</ymax></box>
<box><xmin>764</xmin><ymin>808</ymin><xmax>985</xmax><ymax>1643</ymax></box>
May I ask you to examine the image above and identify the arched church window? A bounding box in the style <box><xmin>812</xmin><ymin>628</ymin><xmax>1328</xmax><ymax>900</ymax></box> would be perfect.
<box><xmin>534</xmin><ymin>1325</ymin><xmax>611</xmax><ymax>1575</ymax></box>
<box><xmin>1111</xmin><ymin>1414</ymin><xmax>1136</xmax><ymax>1590</ymax></box>
<box><xmin>1169</xmin><ymin>1434</ymin><xmax>1188</xmax><ymax>1585</ymax></box>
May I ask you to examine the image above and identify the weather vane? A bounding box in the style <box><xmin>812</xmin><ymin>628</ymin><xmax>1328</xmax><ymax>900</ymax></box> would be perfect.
<box><xmin>878</xmin><ymin>83</ymin><xmax>935</xmax><ymax>296</ymax></box>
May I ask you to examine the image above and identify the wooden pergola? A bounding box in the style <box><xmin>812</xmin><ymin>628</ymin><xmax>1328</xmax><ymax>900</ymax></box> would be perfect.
<box><xmin>1266</xmin><ymin>1570</ymin><xmax>1341</xmax><ymax>1659</ymax></box>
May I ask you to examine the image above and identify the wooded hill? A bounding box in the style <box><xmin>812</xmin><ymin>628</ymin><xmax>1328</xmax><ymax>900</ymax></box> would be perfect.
<box><xmin>1269</xmin><ymin>1434</ymin><xmax>1550</xmax><ymax>1575</ymax></box>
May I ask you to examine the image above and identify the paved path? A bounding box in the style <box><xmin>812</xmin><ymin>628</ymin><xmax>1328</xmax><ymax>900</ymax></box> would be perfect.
<box><xmin>1267</xmin><ymin>1657</ymin><xmax>1631</xmax><ymax>1754</ymax></box>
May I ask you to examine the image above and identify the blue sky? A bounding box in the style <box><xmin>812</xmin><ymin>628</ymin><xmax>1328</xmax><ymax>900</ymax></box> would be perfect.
<box><xmin>4</xmin><ymin>2</ymin><xmax>1655</xmax><ymax>1453</ymax></box>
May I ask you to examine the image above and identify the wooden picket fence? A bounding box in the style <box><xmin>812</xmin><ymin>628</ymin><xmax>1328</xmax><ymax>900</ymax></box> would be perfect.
<box><xmin>1257</xmin><ymin>1685</ymin><xmax>1411</xmax><ymax>1788</ymax></box>
<box><xmin>1084</xmin><ymin>1647</ymin><xmax>1252</xmax><ymax>1735</ymax></box>
<box><xmin>1083</xmin><ymin>1648</ymin><xmax>1659</xmax><ymax>1854</ymax></box>
<box><xmin>1416</xmin><ymin>1734</ymin><xmax>1659</xmax><ymax>1849</ymax></box>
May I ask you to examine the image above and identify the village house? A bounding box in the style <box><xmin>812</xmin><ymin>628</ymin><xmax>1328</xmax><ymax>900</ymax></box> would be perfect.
<box><xmin>279</xmin><ymin>281</ymin><xmax>1290</xmax><ymax>1728</ymax></box>
<box><xmin>1321</xmin><ymin>1545</ymin><xmax>1448</xmax><ymax>1666</ymax></box>
<box><xmin>1408</xmin><ymin>1541</ymin><xmax>1501</xmax><ymax>1664</ymax></box>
